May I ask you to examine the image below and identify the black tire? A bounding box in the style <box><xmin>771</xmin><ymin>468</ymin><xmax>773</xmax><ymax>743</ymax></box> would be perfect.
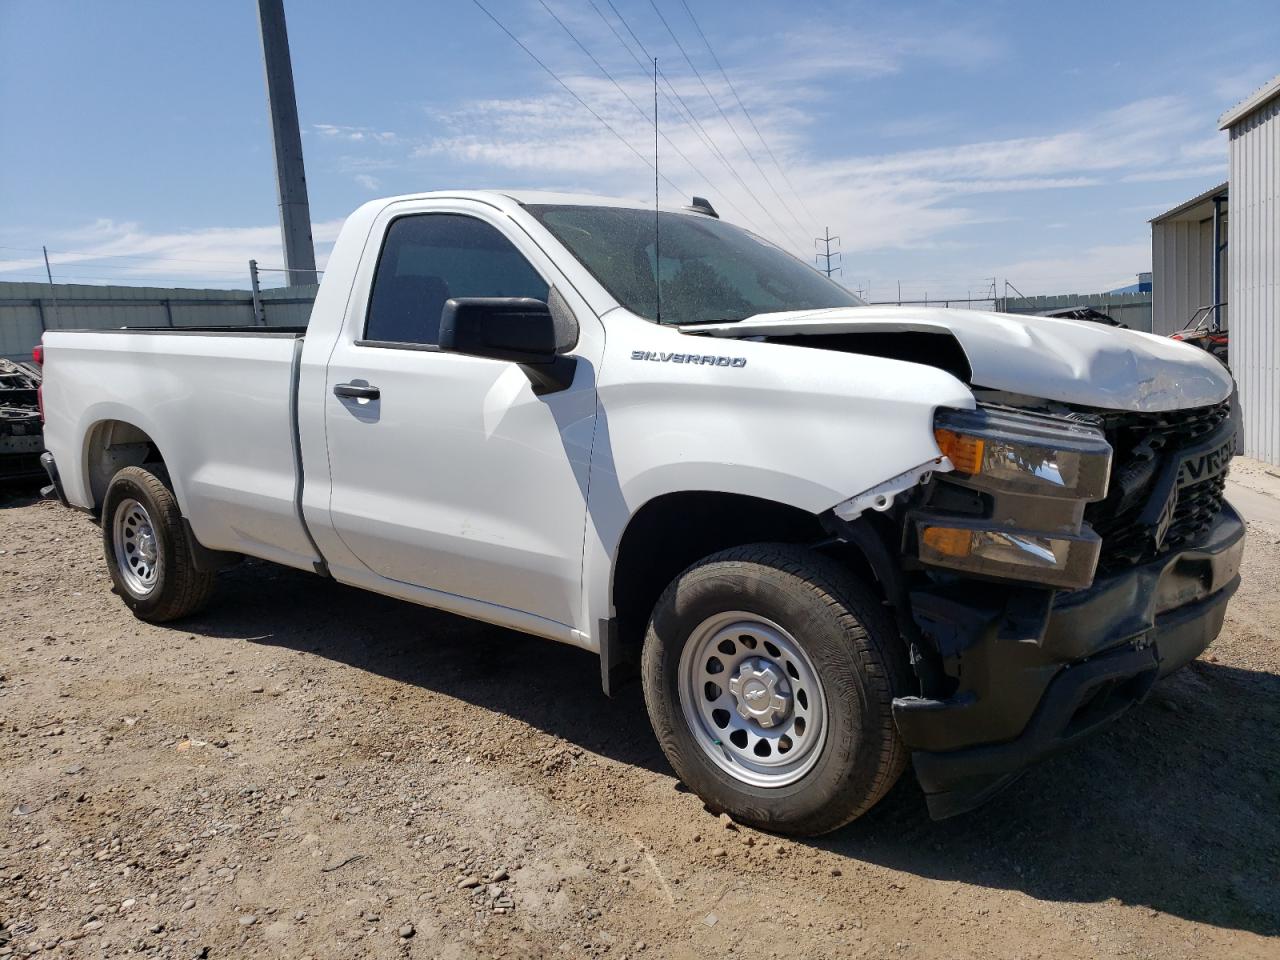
<box><xmin>102</xmin><ymin>465</ymin><xmax>215</xmax><ymax>622</ymax></box>
<box><xmin>641</xmin><ymin>543</ymin><xmax>911</xmax><ymax>836</ymax></box>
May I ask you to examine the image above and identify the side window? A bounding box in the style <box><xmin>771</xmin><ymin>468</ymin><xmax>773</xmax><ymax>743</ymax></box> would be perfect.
<box><xmin>364</xmin><ymin>213</ymin><xmax>549</xmax><ymax>346</ymax></box>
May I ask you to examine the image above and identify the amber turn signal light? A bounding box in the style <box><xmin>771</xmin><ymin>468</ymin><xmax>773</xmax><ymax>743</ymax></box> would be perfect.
<box><xmin>933</xmin><ymin>428</ymin><xmax>984</xmax><ymax>474</ymax></box>
<box><xmin>921</xmin><ymin>526</ymin><xmax>973</xmax><ymax>558</ymax></box>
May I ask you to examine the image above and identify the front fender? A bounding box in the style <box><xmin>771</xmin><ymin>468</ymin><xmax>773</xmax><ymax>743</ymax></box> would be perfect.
<box><xmin>578</xmin><ymin>315</ymin><xmax>975</xmax><ymax>644</ymax></box>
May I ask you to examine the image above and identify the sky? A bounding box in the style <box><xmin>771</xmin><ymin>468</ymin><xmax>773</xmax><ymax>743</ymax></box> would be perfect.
<box><xmin>0</xmin><ymin>0</ymin><xmax>1276</xmax><ymax>299</ymax></box>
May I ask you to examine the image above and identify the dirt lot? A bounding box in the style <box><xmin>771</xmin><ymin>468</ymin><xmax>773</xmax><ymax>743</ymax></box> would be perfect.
<box><xmin>2</xmin><ymin>479</ymin><xmax>1278</xmax><ymax>959</ymax></box>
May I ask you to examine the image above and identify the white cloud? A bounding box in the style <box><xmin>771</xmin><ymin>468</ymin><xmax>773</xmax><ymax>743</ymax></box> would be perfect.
<box><xmin>990</xmin><ymin>240</ymin><xmax>1152</xmax><ymax>295</ymax></box>
<box><xmin>1212</xmin><ymin>67</ymin><xmax>1279</xmax><ymax>109</ymax></box>
<box><xmin>1122</xmin><ymin>164</ymin><xmax>1226</xmax><ymax>184</ymax></box>
<box><xmin>0</xmin><ymin>218</ymin><xmax>345</xmax><ymax>289</ymax></box>
<box><xmin>2</xmin><ymin>7</ymin><xmax>1219</xmax><ymax>301</ymax></box>
<box><xmin>412</xmin><ymin>86</ymin><xmax>1206</xmax><ymax>279</ymax></box>
<box><xmin>314</xmin><ymin>123</ymin><xmax>398</xmax><ymax>144</ymax></box>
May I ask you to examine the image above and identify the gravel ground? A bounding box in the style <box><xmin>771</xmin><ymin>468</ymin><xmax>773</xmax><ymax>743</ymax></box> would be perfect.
<box><xmin>1</xmin><ymin>479</ymin><xmax>1278</xmax><ymax>959</ymax></box>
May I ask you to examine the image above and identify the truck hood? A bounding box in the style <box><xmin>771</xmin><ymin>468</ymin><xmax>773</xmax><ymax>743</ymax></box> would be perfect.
<box><xmin>687</xmin><ymin>306</ymin><xmax>1233</xmax><ymax>412</ymax></box>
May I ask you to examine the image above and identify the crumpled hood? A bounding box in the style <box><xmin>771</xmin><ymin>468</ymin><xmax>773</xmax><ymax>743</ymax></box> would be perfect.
<box><xmin>687</xmin><ymin>305</ymin><xmax>1233</xmax><ymax>412</ymax></box>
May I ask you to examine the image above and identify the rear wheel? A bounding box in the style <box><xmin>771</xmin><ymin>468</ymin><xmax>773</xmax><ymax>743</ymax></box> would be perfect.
<box><xmin>641</xmin><ymin>543</ymin><xmax>910</xmax><ymax>836</ymax></box>
<box><xmin>102</xmin><ymin>465</ymin><xmax>215</xmax><ymax>622</ymax></box>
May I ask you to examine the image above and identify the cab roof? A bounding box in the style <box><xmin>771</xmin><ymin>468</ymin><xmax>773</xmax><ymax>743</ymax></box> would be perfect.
<box><xmin>366</xmin><ymin>189</ymin><xmax>717</xmax><ymax>218</ymax></box>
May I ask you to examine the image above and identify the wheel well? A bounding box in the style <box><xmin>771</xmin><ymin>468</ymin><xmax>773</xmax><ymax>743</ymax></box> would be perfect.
<box><xmin>611</xmin><ymin>492</ymin><xmax>827</xmax><ymax>652</ymax></box>
<box><xmin>85</xmin><ymin>420</ymin><xmax>166</xmax><ymax>510</ymax></box>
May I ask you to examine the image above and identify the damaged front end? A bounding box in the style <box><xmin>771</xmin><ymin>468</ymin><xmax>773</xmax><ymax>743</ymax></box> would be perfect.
<box><xmin>827</xmin><ymin>394</ymin><xmax>1245</xmax><ymax>819</ymax></box>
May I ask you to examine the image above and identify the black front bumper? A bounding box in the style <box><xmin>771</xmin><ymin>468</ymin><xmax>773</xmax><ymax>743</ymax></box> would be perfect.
<box><xmin>894</xmin><ymin>502</ymin><xmax>1246</xmax><ymax>819</ymax></box>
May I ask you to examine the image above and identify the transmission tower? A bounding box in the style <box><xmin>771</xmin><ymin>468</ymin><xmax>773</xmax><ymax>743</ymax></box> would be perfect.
<box><xmin>815</xmin><ymin>228</ymin><xmax>842</xmax><ymax>278</ymax></box>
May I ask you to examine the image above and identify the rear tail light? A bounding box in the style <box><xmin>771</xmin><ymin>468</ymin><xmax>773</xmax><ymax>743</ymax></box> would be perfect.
<box><xmin>32</xmin><ymin>343</ymin><xmax>44</xmax><ymax>365</ymax></box>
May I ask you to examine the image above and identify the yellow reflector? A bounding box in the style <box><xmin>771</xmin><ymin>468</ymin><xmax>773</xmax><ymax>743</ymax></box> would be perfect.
<box><xmin>934</xmin><ymin>428</ymin><xmax>984</xmax><ymax>474</ymax></box>
<box><xmin>922</xmin><ymin>526</ymin><xmax>973</xmax><ymax>558</ymax></box>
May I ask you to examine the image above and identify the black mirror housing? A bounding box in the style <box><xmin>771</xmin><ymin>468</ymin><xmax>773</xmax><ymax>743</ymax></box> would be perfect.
<box><xmin>438</xmin><ymin>295</ymin><xmax>579</xmax><ymax>394</ymax></box>
<box><xmin>438</xmin><ymin>297</ymin><xmax>559</xmax><ymax>364</ymax></box>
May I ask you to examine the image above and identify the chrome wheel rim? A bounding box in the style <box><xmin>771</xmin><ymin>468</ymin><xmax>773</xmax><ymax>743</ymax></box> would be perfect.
<box><xmin>113</xmin><ymin>498</ymin><xmax>160</xmax><ymax>597</ymax></box>
<box><xmin>677</xmin><ymin>611</ymin><xmax>828</xmax><ymax>788</ymax></box>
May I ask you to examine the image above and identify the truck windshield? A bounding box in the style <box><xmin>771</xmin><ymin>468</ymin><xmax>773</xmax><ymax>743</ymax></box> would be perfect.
<box><xmin>528</xmin><ymin>204</ymin><xmax>862</xmax><ymax>325</ymax></box>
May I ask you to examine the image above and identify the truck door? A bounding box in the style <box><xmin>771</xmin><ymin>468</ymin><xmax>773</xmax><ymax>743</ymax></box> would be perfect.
<box><xmin>322</xmin><ymin>201</ymin><xmax>600</xmax><ymax>632</ymax></box>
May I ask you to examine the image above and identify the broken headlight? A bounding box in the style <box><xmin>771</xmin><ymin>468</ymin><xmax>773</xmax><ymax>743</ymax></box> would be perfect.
<box><xmin>933</xmin><ymin>406</ymin><xmax>1111</xmax><ymax>501</ymax></box>
<box><xmin>915</xmin><ymin>406</ymin><xmax>1113</xmax><ymax>589</ymax></box>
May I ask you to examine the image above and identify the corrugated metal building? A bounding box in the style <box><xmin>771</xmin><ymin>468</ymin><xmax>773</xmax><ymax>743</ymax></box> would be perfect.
<box><xmin>1150</xmin><ymin>182</ymin><xmax>1228</xmax><ymax>337</ymax></box>
<box><xmin>1221</xmin><ymin>75</ymin><xmax>1280</xmax><ymax>466</ymax></box>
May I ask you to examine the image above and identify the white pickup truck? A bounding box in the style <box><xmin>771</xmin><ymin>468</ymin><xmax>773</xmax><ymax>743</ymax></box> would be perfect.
<box><xmin>38</xmin><ymin>191</ymin><xmax>1244</xmax><ymax>834</ymax></box>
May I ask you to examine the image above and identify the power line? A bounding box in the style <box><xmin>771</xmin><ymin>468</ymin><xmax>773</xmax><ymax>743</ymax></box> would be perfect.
<box><xmin>587</xmin><ymin>0</ymin><xmax>729</xmax><ymax>172</ymax></box>
<box><xmin>673</xmin><ymin>0</ymin><xmax>817</xmax><ymax>227</ymax></box>
<box><xmin>646</xmin><ymin>0</ymin><xmax>811</xmax><ymax>247</ymax></box>
<box><xmin>594</xmin><ymin>0</ymin><xmax>744</xmax><ymax>178</ymax></box>
<box><xmin>534</xmin><ymin>0</ymin><xmax>765</xmax><ymax>234</ymax></box>
<box><xmin>588</xmin><ymin>0</ymin><xmax>654</xmax><ymax>76</ymax></box>
<box><xmin>602</xmin><ymin>0</ymin><xmax>729</xmax><ymax>162</ymax></box>
<box><xmin>594</xmin><ymin>0</ymin><xmax>798</xmax><ymax>245</ymax></box>
<box><xmin>470</xmin><ymin>0</ymin><xmax>692</xmax><ymax>201</ymax></box>
<box><xmin>649</xmin><ymin>0</ymin><xmax>809</xmax><ymax>244</ymax></box>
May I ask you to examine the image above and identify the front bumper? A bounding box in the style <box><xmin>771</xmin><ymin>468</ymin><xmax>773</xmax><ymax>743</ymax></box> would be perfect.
<box><xmin>894</xmin><ymin>501</ymin><xmax>1245</xmax><ymax>819</ymax></box>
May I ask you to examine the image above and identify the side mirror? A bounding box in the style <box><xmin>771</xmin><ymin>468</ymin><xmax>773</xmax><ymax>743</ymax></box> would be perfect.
<box><xmin>438</xmin><ymin>297</ymin><xmax>557</xmax><ymax>364</ymax></box>
<box><xmin>438</xmin><ymin>292</ymin><xmax>579</xmax><ymax>393</ymax></box>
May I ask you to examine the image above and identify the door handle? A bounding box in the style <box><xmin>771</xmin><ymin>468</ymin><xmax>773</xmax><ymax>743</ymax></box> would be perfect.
<box><xmin>333</xmin><ymin>382</ymin><xmax>380</xmax><ymax>401</ymax></box>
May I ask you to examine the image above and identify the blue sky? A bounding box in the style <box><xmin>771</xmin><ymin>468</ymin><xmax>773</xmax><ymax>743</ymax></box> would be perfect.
<box><xmin>1</xmin><ymin>0</ymin><xmax>1275</xmax><ymax>297</ymax></box>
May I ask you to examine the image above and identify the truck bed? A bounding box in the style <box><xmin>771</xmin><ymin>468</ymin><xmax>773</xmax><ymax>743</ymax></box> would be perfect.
<box><xmin>40</xmin><ymin>327</ymin><xmax>322</xmax><ymax>571</ymax></box>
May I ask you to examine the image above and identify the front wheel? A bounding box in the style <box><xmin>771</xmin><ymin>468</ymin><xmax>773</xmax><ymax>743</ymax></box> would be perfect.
<box><xmin>641</xmin><ymin>543</ymin><xmax>911</xmax><ymax>836</ymax></box>
<box><xmin>102</xmin><ymin>465</ymin><xmax>215</xmax><ymax>622</ymax></box>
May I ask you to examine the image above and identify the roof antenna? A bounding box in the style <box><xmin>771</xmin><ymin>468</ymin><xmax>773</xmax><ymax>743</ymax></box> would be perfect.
<box><xmin>653</xmin><ymin>55</ymin><xmax>661</xmax><ymax>324</ymax></box>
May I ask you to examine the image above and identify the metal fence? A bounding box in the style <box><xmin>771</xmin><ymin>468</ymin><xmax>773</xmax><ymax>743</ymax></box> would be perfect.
<box><xmin>999</xmin><ymin>292</ymin><xmax>1153</xmax><ymax>332</ymax></box>
<box><xmin>866</xmin><ymin>291</ymin><xmax>1152</xmax><ymax>332</ymax></box>
<box><xmin>0</xmin><ymin>281</ymin><xmax>319</xmax><ymax>359</ymax></box>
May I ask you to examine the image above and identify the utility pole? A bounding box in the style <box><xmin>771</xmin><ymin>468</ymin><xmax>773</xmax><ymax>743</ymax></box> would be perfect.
<box><xmin>814</xmin><ymin>228</ymin><xmax>841</xmax><ymax>278</ymax></box>
<box><xmin>257</xmin><ymin>0</ymin><xmax>317</xmax><ymax>287</ymax></box>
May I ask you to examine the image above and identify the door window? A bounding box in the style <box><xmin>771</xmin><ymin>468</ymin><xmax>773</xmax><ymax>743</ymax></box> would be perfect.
<box><xmin>364</xmin><ymin>214</ymin><xmax>549</xmax><ymax>346</ymax></box>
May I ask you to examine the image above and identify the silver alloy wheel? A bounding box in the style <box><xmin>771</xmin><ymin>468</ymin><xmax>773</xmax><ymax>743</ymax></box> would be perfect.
<box><xmin>113</xmin><ymin>497</ymin><xmax>160</xmax><ymax>597</ymax></box>
<box><xmin>677</xmin><ymin>611</ymin><xmax>829</xmax><ymax>788</ymax></box>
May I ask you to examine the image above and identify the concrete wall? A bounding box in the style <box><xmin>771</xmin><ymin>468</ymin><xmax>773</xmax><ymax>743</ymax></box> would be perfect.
<box><xmin>0</xmin><ymin>282</ymin><xmax>318</xmax><ymax>359</ymax></box>
<box><xmin>1227</xmin><ymin>96</ymin><xmax>1280</xmax><ymax>465</ymax></box>
<box><xmin>1001</xmin><ymin>291</ymin><xmax>1153</xmax><ymax>333</ymax></box>
<box><xmin>1152</xmin><ymin>216</ymin><xmax>1224</xmax><ymax>336</ymax></box>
